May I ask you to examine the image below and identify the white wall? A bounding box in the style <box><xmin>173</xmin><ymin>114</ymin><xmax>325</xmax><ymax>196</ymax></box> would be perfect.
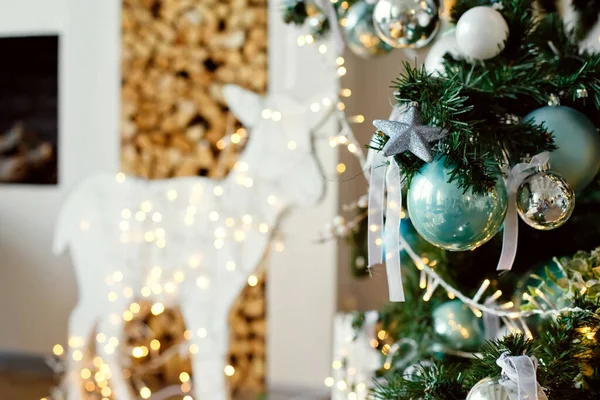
<box><xmin>0</xmin><ymin>0</ymin><xmax>339</xmax><ymax>392</ymax></box>
<box><xmin>0</xmin><ymin>0</ymin><xmax>120</xmax><ymax>354</ymax></box>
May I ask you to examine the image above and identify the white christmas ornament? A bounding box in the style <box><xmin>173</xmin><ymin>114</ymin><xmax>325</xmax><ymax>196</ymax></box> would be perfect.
<box><xmin>455</xmin><ymin>6</ymin><xmax>508</xmax><ymax>60</ymax></box>
<box><xmin>424</xmin><ymin>30</ymin><xmax>462</xmax><ymax>76</ymax></box>
<box><xmin>54</xmin><ymin>85</ymin><xmax>330</xmax><ymax>400</ymax></box>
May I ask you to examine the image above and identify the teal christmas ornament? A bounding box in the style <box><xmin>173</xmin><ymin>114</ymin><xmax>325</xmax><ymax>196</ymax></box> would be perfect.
<box><xmin>407</xmin><ymin>157</ymin><xmax>508</xmax><ymax>251</ymax></box>
<box><xmin>342</xmin><ymin>1</ymin><xmax>392</xmax><ymax>58</ymax></box>
<box><xmin>524</xmin><ymin>106</ymin><xmax>600</xmax><ymax>192</ymax></box>
<box><xmin>432</xmin><ymin>300</ymin><xmax>484</xmax><ymax>352</ymax></box>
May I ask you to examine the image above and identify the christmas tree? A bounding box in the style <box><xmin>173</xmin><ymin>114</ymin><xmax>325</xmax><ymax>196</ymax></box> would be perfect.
<box><xmin>282</xmin><ymin>0</ymin><xmax>600</xmax><ymax>398</ymax></box>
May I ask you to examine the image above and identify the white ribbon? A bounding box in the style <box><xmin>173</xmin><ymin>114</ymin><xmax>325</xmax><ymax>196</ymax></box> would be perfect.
<box><xmin>496</xmin><ymin>352</ymin><xmax>548</xmax><ymax>400</ymax></box>
<box><xmin>497</xmin><ymin>152</ymin><xmax>550</xmax><ymax>271</ymax></box>
<box><xmin>367</xmin><ymin>150</ymin><xmax>405</xmax><ymax>302</ymax></box>
<box><xmin>314</xmin><ymin>0</ymin><xmax>345</xmax><ymax>54</ymax></box>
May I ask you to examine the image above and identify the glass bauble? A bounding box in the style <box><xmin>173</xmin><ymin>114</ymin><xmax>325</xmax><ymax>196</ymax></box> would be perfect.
<box><xmin>407</xmin><ymin>157</ymin><xmax>508</xmax><ymax>251</ymax></box>
<box><xmin>373</xmin><ymin>0</ymin><xmax>440</xmax><ymax>49</ymax></box>
<box><xmin>467</xmin><ymin>376</ymin><xmax>547</xmax><ymax>400</ymax></box>
<box><xmin>455</xmin><ymin>6</ymin><xmax>508</xmax><ymax>60</ymax></box>
<box><xmin>342</xmin><ymin>1</ymin><xmax>392</xmax><ymax>58</ymax></box>
<box><xmin>432</xmin><ymin>300</ymin><xmax>484</xmax><ymax>352</ymax></box>
<box><xmin>524</xmin><ymin>106</ymin><xmax>600</xmax><ymax>192</ymax></box>
<box><xmin>516</xmin><ymin>170</ymin><xmax>575</xmax><ymax>230</ymax></box>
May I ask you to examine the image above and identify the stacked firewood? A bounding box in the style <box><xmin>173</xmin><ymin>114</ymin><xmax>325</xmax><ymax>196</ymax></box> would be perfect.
<box><xmin>120</xmin><ymin>0</ymin><xmax>268</xmax><ymax>397</ymax></box>
<box><xmin>121</xmin><ymin>0</ymin><xmax>268</xmax><ymax>179</ymax></box>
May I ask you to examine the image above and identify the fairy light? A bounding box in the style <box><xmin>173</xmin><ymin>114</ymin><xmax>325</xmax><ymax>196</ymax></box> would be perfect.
<box><xmin>248</xmin><ymin>275</ymin><xmax>259</xmax><ymax>287</ymax></box>
<box><xmin>135</xmin><ymin>211</ymin><xmax>146</xmax><ymax>221</ymax></box>
<box><xmin>197</xmin><ymin>328</ymin><xmax>208</xmax><ymax>338</ymax></box>
<box><xmin>141</xmin><ymin>286</ymin><xmax>151</xmax><ymax>297</ymax></box>
<box><xmin>183</xmin><ymin>396</ymin><xmax>193</xmax><ymax>400</ymax></box>
<box><xmin>123</xmin><ymin>310</ymin><xmax>133</xmax><ymax>321</ymax></box>
<box><xmin>275</xmin><ymin>241</ymin><xmax>285</xmax><ymax>252</ymax></box>
<box><xmin>347</xmin><ymin>143</ymin><xmax>357</xmax><ymax>153</ymax></box>
<box><xmin>369</xmin><ymin>339</ymin><xmax>379</xmax><ymax>348</ymax></box>
<box><xmin>140</xmin><ymin>387</ymin><xmax>151</xmax><ymax>399</ymax></box>
<box><xmin>84</xmin><ymin>382</ymin><xmax>95</xmax><ymax>392</ymax></box>
<box><xmin>419</xmin><ymin>270</ymin><xmax>427</xmax><ymax>289</ymax></box>
<box><xmin>448</xmin><ymin>291</ymin><xmax>456</xmax><ymax>299</ymax></box>
<box><xmin>336</xmin><ymin>163</ymin><xmax>346</xmax><ymax>174</ymax></box>
<box><xmin>499</xmin><ymin>301</ymin><xmax>515</xmax><ymax>310</ymax></box>
<box><xmin>209</xmin><ymin>211</ymin><xmax>219</xmax><ymax>222</ymax></box>
<box><xmin>188</xmin><ymin>254</ymin><xmax>202</xmax><ymax>268</ymax></box>
<box><xmin>116</xmin><ymin>172</ymin><xmax>126</xmax><ymax>183</ymax></box>
<box><xmin>487</xmin><ymin>290</ymin><xmax>503</xmax><ymax>303</ymax></box>
<box><xmin>216</xmin><ymin>140</ymin><xmax>226</xmax><ymax>150</ymax></box>
<box><xmin>272</xmin><ymin>111</ymin><xmax>282</xmax><ymax>121</ymax></box>
<box><xmin>297</xmin><ymin>36</ymin><xmax>306</xmax><ymax>46</ymax></box>
<box><xmin>522</xmin><ymin>292</ymin><xmax>544</xmax><ymax>310</ymax></box>
<box><xmin>472</xmin><ymin>279</ymin><xmax>490</xmax><ymax>303</ymax></box>
<box><xmin>325</xmin><ymin>377</ymin><xmax>335</xmax><ymax>387</ymax></box>
<box><xmin>305</xmin><ymin>34</ymin><xmax>315</xmax><ymax>44</ymax></box>
<box><xmin>287</xmin><ymin>141</ymin><xmax>297</xmax><ymax>150</ymax></box>
<box><xmin>535</xmin><ymin>288</ymin><xmax>557</xmax><ymax>309</ymax></box>
<box><xmin>174</xmin><ymin>270</ymin><xmax>185</xmax><ymax>283</ymax></box>
<box><xmin>166</xmin><ymin>189</ymin><xmax>178</xmax><ymax>201</ymax></box>
<box><xmin>150</xmin><ymin>339</ymin><xmax>161</xmax><ymax>350</ymax></box>
<box><xmin>337</xmin><ymin>66</ymin><xmax>347</xmax><ymax>76</ymax></box>
<box><xmin>151</xmin><ymin>303</ymin><xmax>165</xmax><ymax>315</ymax></box>
<box><xmin>197</xmin><ymin>276</ymin><xmax>210</xmax><ymax>289</ymax></box>
<box><xmin>336</xmin><ymin>380</ymin><xmax>347</xmax><ymax>391</ymax></box>
<box><xmin>132</xmin><ymin>346</ymin><xmax>148</xmax><ymax>358</ymax></box>
<box><xmin>52</xmin><ymin>344</ymin><xmax>64</xmax><ymax>356</ymax></box>
<box><xmin>101</xmin><ymin>387</ymin><xmax>112</xmax><ymax>397</ymax></box>
<box><xmin>107</xmin><ymin>292</ymin><xmax>118</xmax><ymax>302</ymax></box>
<box><xmin>337</xmin><ymin>102</ymin><xmax>346</xmax><ymax>111</ymax></box>
<box><xmin>80</xmin><ymin>368</ymin><xmax>92</xmax><ymax>380</ymax></box>
<box><xmin>152</xmin><ymin>285</ymin><xmax>163</xmax><ymax>295</ymax></box>
<box><xmin>213</xmin><ymin>186</ymin><xmax>223</xmax><ymax>196</ymax></box>
<box><xmin>224</xmin><ymin>365</ymin><xmax>236</xmax><ymax>376</ymax></box>
<box><xmin>332</xmin><ymin>360</ymin><xmax>342</xmax><ymax>369</ymax></box>
<box><xmin>96</xmin><ymin>333</ymin><xmax>106</xmax><ymax>343</ymax></box>
<box><xmin>310</xmin><ymin>102</ymin><xmax>321</xmax><ymax>112</ymax></box>
<box><xmin>226</xmin><ymin>261</ymin><xmax>236</xmax><ymax>271</ymax></box>
<box><xmin>340</xmin><ymin>88</ymin><xmax>352</xmax><ymax>97</ymax></box>
<box><xmin>319</xmin><ymin>44</ymin><xmax>327</xmax><ymax>53</ymax></box>
<box><xmin>349</xmin><ymin>115</ymin><xmax>365</xmax><ymax>123</ymax></box>
<box><xmin>259</xmin><ymin>223</ymin><xmax>269</xmax><ymax>233</ymax></box>
<box><xmin>336</xmin><ymin>56</ymin><xmax>345</xmax><ymax>66</ymax></box>
<box><xmin>231</xmin><ymin>133</ymin><xmax>241</xmax><ymax>144</ymax></box>
<box><xmin>72</xmin><ymin>350</ymin><xmax>83</xmax><ymax>361</ymax></box>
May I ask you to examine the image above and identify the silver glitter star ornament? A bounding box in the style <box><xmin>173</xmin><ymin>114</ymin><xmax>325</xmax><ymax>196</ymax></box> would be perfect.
<box><xmin>373</xmin><ymin>106</ymin><xmax>447</xmax><ymax>162</ymax></box>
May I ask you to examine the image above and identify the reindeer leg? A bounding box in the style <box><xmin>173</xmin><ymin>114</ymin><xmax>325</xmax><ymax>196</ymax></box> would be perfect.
<box><xmin>65</xmin><ymin>303</ymin><xmax>98</xmax><ymax>400</ymax></box>
<box><xmin>96</xmin><ymin>304</ymin><xmax>135</xmax><ymax>400</ymax></box>
<box><xmin>180</xmin><ymin>296</ymin><xmax>230</xmax><ymax>400</ymax></box>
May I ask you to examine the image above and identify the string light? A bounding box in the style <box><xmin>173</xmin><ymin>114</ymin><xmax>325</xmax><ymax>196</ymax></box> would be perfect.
<box><xmin>224</xmin><ymin>365</ymin><xmax>235</xmax><ymax>376</ymax></box>
<box><xmin>325</xmin><ymin>377</ymin><xmax>335</xmax><ymax>387</ymax></box>
<box><xmin>259</xmin><ymin>223</ymin><xmax>269</xmax><ymax>233</ymax></box>
<box><xmin>336</xmin><ymin>56</ymin><xmax>345</xmax><ymax>66</ymax></box>
<box><xmin>166</xmin><ymin>189</ymin><xmax>178</xmax><ymax>201</ymax></box>
<box><xmin>151</xmin><ymin>303</ymin><xmax>165</xmax><ymax>315</ymax></box>
<box><xmin>197</xmin><ymin>328</ymin><xmax>208</xmax><ymax>338</ymax></box>
<box><xmin>116</xmin><ymin>172</ymin><xmax>126</xmax><ymax>183</ymax></box>
<box><xmin>179</xmin><ymin>372</ymin><xmax>190</xmax><ymax>383</ymax></box>
<box><xmin>52</xmin><ymin>344</ymin><xmax>64</xmax><ymax>356</ymax></box>
<box><xmin>123</xmin><ymin>287</ymin><xmax>133</xmax><ymax>298</ymax></box>
<box><xmin>150</xmin><ymin>339</ymin><xmax>161</xmax><ymax>350</ymax></box>
<box><xmin>140</xmin><ymin>387</ymin><xmax>151</xmax><ymax>399</ymax></box>
<box><xmin>248</xmin><ymin>275</ymin><xmax>258</xmax><ymax>287</ymax></box>
<box><xmin>336</xmin><ymin>163</ymin><xmax>346</xmax><ymax>174</ymax></box>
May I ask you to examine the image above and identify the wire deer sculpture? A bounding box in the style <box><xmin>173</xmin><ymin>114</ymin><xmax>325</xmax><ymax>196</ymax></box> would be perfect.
<box><xmin>54</xmin><ymin>85</ymin><xmax>332</xmax><ymax>400</ymax></box>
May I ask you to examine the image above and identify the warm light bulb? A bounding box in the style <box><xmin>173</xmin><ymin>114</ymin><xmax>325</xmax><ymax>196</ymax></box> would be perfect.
<box><xmin>224</xmin><ymin>365</ymin><xmax>235</xmax><ymax>376</ymax></box>
<box><xmin>52</xmin><ymin>344</ymin><xmax>64</xmax><ymax>356</ymax></box>
<box><xmin>140</xmin><ymin>387</ymin><xmax>151</xmax><ymax>399</ymax></box>
<box><xmin>248</xmin><ymin>275</ymin><xmax>258</xmax><ymax>287</ymax></box>
<box><xmin>151</xmin><ymin>303</ymin><xmax>165</xmax><ymax>315</ymax></box>
<box><xmin>150</xmin><ymin>339</ymin><xmax>161</xmax><ymax>350</ymax></box>
<box><xmin>180</xmin><ymin>372</ymin><xmax>190</xmax><ymax>383</ymax></box>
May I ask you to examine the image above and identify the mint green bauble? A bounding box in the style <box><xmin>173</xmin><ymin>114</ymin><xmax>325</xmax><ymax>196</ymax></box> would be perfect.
<box><xmin>524</xmin><ymin>106</ymin><xmax>600</xmax><ymax>192</ymax></box>
<box><xmin>407</xmin><ymin>157</ymin><xmax>508</xmax><ymax>251</ymax></box>
<box><xmin>432</xmin><ymin>300</ymin><xmax>485</xmax><ymax>352</ymax></box>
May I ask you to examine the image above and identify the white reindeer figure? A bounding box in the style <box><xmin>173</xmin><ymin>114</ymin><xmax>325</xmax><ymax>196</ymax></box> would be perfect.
<box><xmin>53</xmin><ymin>85</ymin><xmax>331</xmax><ymax>400</ymax></box>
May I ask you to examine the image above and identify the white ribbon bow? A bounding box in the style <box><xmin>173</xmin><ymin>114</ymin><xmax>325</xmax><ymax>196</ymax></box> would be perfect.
<box><xmin>497</xmin><ymin>152</ymin><xmax>550</xmax><ymax>271</ymax></box>
<box><xmin>367</xmin><ymin>148</ymin><xmax>405</xmax><ymax>302</ymax></box>
<box><xmin>496</xmin><ymin>352</ymin><xmax>548</xmax><ymax>400</ymax></box>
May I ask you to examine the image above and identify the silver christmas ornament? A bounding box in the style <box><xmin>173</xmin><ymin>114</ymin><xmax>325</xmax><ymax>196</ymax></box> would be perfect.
<box><xmin>373</xmin><ymin>105</ymin><xmax>447</xmax><ymax>162</ymax></box>
<box><xmin>373</xmin><ymin>0</ymin><xmax>440</xmax><ymax>49</ymax></box>
<box><xmin>467</xmin><ymin>376</ymin><xmax>547</xmax><ymax>400</ymax></box>
<box><xmin>342</xmin><ymin>1</ymin><xmax>392</xmax><ymax>58</ymax></box>
<box><xmin>516</xmin><ymin>167</ymin><xmax>575</xmax><ymax>230</ymax></box>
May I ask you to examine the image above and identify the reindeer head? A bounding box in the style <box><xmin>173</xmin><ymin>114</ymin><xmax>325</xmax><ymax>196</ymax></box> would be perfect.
<box><xmin>223</xmin><ymin>85</ymin><xmax>326</xmax><ymax>208</ymax></box>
